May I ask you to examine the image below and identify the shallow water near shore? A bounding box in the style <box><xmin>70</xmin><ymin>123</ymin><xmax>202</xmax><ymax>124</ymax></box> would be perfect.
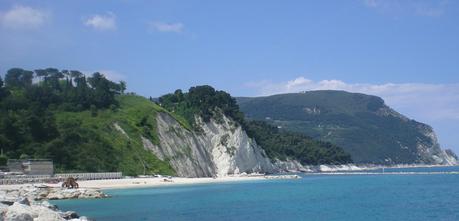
<box><xmin>54</xmin><ymin>166</ymin><xmax>459</xmax><ymax>221</ymax></box>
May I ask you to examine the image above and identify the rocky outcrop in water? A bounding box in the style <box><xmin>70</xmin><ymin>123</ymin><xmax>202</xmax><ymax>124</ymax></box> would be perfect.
<box><xmin>0</xmin><ymin>186</ymin><xmax>108</xmax><ymax>202</ymax></box>
<box><xmin>1</xmin><ymin>199</ymin><xmax>88</xmax><ymax>221</ymax></box>
<box><xmin>0</xmin><ymin>186</ymin><xmax>104</xmax><ymax>221</ymax></box>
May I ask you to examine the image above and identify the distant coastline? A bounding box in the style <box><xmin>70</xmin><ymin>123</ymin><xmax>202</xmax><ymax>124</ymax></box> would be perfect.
<box><xmin>274</xmin><ymin>161</ymin><xmax>458</xmax><ymax>174</ymax></box>
<box><xmin>295</xmin><ymin>163</ymin><xmax>458</xmax><ymax>173</ymax></box>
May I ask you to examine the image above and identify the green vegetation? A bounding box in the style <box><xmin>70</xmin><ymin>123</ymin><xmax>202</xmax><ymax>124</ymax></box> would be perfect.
<box><xmin>159</xmin><ymin>85</ymin><xmax>244</xmax><ymax>129</ymax></box>
<box><xmin>237</xmin><ymin>91</ymin><xmax>437</xmax><ymax>164</ymax></box>
<box><xmin>0</xmin><ymin>155</ymin><xmax>7</xmax><ymax>166</ymax></box>
<box><xmin>159</xmin><ymin>86</ymin><xmax>353</xmax><ymax>165</ymax></box>
<box><xmin>245</xmin><ymin>121</ymin><xmax>352</xmax><ymax>165</ymax></box>
<box><xmin>0</xmin><ymin>68</ymin><xmax>174</xmax><ymax>175</ymax></box>
<box><xmin>0</xmin><ymin>69</ymin><xmax>354</xmax><ymax>174</ymax></box>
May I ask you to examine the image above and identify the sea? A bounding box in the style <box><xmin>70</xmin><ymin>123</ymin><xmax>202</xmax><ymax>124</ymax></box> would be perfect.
<box><xmin>54</xmin><ymin>166</ymin><xmax>459</xmax><ymax>221</ymax></box>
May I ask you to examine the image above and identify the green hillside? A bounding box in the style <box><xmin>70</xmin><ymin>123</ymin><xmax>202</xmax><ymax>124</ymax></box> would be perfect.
<box><xmin>237</xmin><ymin>91</ymin><xmax>438</xmax><ymax>164</ymax></box>
<box><xmin>159</xmin><ymin>86</ymin><xmax>352</xmax><ymax>165</ymax></box>
<box><xmin>51</xmin><ymin>95</ymin><xmax>175</xmax><ymax>175</ymax></box>
<box><xmin>0</xmin><ymin>68</ymin><xmax>353</xmax><ymax>176</ymax></box>
<box><xmin>0</xmin><ymin>68</ymin><xmax>174</xmax><ymax>176</ymax></box>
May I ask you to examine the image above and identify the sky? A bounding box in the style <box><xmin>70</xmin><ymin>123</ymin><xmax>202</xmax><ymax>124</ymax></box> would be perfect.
<box><xmin>0</xmin><ymin>0</ymin><xmax>458</xmax><ymax>152</ymax></box>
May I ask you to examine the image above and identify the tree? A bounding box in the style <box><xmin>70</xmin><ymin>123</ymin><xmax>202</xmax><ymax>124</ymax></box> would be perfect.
<box><xmin>87</xmin><ymin>72</ymin><xmax>119</xmax><ymax>108</ymax></box>
<box><xmin>44</xmin><ymin>68</ymin><xmax>64</xmax><ymax>90</ymax></box>
<box><xmin>70</xmin><ymin>70</ymin><xmax>83</xmax><ymax>83</ymax></box>
<box><xmin>159</xmin><ymin>85</ymin><xmax>246</xmax><ymax>127</ymax></box>
<box><xmin>0</xmin><ymin>155</ymin><xmax>7</xmax><ymax>166</ymax></box>
<box><xmin>0</xmin><ymin>75</ymin><xmax>6</xmax><ymax>100</ymax></box>
<box><xmin>5</xmin><ymin>68</ymin><xmax>34</xmax><ymax>88</ymax></box>
<box><xmin>34</xmin><ymin>69</ymin><xmax>48</xmax><ymax>82</ymax></box>
<box><xmin>119</xmin><ymin>81</ymin><xmax>127</xmax><ymax>94</ymax></box>
<box><xmin>61</xmin><ymin>70</ymin><xmax>71</xmax><ymax>87</ymax></box>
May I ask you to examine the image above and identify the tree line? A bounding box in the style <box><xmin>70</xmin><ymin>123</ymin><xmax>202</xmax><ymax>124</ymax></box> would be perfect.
<box><xmin>159</xmin><ymin>85</ymin><xmax>245</xmax><ymax>128</ymax></box>
<box><xmin>0</xmin><ymin>68</ymin><xmax>125</xmax><ymax>171</ymax></box>
<box><xmin>1</xmin><ymin>68</ymin><xmax>126</xmax><ymax>111</ymax></box>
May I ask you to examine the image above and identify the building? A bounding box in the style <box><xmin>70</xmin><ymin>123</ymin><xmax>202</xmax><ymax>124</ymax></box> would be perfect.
<box><xmin>7</xmin><ymin>159</ymin><xmax>54</xmax><ymax>175</ymax></box>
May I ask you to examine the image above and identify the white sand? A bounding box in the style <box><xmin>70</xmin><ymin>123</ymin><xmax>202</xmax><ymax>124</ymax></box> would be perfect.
<box><xmin>0</xmin><ymin>176</ymin><xmax>267</xmax><ymax>190</ymax></box>
<box><xmin>77</xmin><ymin>176</ymin><xmax>267</xmax><ymax>190</ymax></box>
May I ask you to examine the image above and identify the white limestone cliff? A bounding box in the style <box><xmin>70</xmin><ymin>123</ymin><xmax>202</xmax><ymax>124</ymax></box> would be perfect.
<box><xmin>142</xmin><ymin>112</ymin><xmax>276</xmax><ymax>177</ymax></box>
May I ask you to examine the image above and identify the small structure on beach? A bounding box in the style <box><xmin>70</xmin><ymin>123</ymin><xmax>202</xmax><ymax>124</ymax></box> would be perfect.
<box><xmin>7</xmin><ymin>159</ymin><xmax>54</xmax><ymax>175</ymax></box>
<box><xmin>62</xmin><ymin>177</ymin><xmax>79</xmax><ymax>189</ymax></box>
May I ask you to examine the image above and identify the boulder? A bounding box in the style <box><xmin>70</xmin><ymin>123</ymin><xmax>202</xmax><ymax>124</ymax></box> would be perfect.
<box><xmin>4</xmin><ymin>202</ymin><xmax>34</xmax><ymax>221</ymax></box>
<box><xmin>0</xmin><ymin>203</ymin><xmax>9</xmax><ymax>221</ymax></box>
<box><xmin>61</xmin><ymin>211</ymin><xmax>79</xmax><ymax>219</ymax></box>
<box><xmin>41</xmin><ymin>200</ymin><xmax>58</xmax><ymax>211</ymax></box>
<box><xmin>17</xmin><ymin>197</ymin><xmax>30</xmax><ymax>206</ymax></box>
<box><xmin>34</xmin><ymin>207</ymin><xmax>65</xmax><ymax>221</ymax></box>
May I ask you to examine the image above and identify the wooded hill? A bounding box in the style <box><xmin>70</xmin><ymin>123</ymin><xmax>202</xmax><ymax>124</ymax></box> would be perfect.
<box><xmin>0</xmin><ymin>68</ymin><xmax>352</xmax><ymax>175</ymax></box>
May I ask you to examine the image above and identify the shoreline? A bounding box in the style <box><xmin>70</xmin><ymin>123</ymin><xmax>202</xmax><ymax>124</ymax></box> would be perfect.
<box><xmin>0</xmin><ymin>176</ymin><xmax>282</xmax><ymax>220</ymax></box>
<box><xmin>68</xmin><ymin>176</ymin><xmax>269</xmax><ymax>190</ymax></box>
<box><xmin>1</xmin><ymin>164</ymin><xmax>456</xmax><ymax>190</ymax></box>
<box><xmin>295</xmin><ymin>163</ymin><xmax>459</xmax><ymax>173</ymax></box>
<box><xmin>0</xmin><ymin>166</ymin><xmax>456</xmax><ymax>220</ymax></box>
<box><xmin>0</xmin><ymin>176</ymin><xmax>278</xmax><ymax>191</ymax></box>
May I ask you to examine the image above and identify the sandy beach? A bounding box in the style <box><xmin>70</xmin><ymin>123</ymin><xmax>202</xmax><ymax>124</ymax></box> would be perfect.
<box><xmin>76</xmin><ymin>176</ymin><xmax>269</xmax><ymax>190</ymax></box>
<box><xmin>0</xmin><ymin>176</ymin><xmax>270</xmax><ymax>191</ymax></box>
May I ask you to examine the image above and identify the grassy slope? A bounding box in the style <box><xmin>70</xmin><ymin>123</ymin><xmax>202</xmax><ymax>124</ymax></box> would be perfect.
<box><xmin>55</xmin><ymin>95</ymin><xmax>176</xmax><ymax>176</ymax></box>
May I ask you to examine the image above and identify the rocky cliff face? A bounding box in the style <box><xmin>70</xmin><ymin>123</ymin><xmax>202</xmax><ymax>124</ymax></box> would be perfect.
<box><xmin>376</xmin><ymin>104</ymin><xmax>457</xmax><ymax>165</ymax></box>
<box><xmin>415</xmin><ymin>124</ymin><xmax>458</xmax><ymax>165</ymax></box>
<box><xmin>142</xmin><ymin>112</ymin><xmax>276</xmax><ymax>177</ymax></box>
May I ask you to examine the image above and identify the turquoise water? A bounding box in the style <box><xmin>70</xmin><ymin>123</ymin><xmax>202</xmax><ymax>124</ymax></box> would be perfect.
<box><xmin>54</xmin><ymin>166</ymin><xmax>459</xmax><ymax>221</ymax></box>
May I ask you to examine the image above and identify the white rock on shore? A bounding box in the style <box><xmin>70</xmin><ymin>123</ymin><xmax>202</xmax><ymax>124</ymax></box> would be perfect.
<box><xmin>1</xmin><ymin>201</ymin><xmax>64</xmax><ymax>221</ymax></box>
<box><xmin>0</xmin><ymin>186</ymin><xmax>108</xmax><ymax>221</ymax></box>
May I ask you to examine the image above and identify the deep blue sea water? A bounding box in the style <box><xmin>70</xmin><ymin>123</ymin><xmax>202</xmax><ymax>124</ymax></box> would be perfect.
<box><xmin>54</xmin><ymin>166</ymin><xmax>459</xmax><ymax>221</ymax></box>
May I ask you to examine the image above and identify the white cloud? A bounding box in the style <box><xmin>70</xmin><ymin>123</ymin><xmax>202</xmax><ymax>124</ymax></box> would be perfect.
<box><xmin>0</xmin><ymin>5</ymin><xmax>49</xmax><ymax>29</ymax></box>
<box><xmin>246</xmin><ymin>77</ymin><xmax>459</xmax><ymax>121</ymax></box>
<box><xmin>149</xmin><ymin>21</ymin><xmax>184</xmax><ymax>33</ymax></box>
<box><xmin>84</xmin><ymin>12</ymin><xmax>116</xmax><ymax>31</ymax></box>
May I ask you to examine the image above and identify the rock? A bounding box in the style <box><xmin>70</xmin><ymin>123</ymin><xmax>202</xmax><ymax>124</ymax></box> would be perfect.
<box><xmin>61</xmin><ymin>211</ymin><xmax>79</xmax><ymax>219</ymax></box>
<box><xmin>17</xmin><ymin>197</ymin><xmax>30</xmax><ymax>206</ymax></box>
<box><xmin>34</xmin><ymin>207</ymin><xmax>65</xmax><ymax>221</ymax></box>
<box><xmin>41</xmin><ymin>200</ymin><xmax>58</xmax><ymax>211</ymax></box>
<box><xmin>45</xmin><ymin>188</ymin><xmax>107</xmax><ymax>200</ymax></box>
<box><xmin>0</xmin><ymin>202</ymin><xmax>9</xmax><ymax>220</ymax></box>
<box><xmin>0</xmin><ymin>202</ymin><xmax>9</xmax><ymax>210</ymax></box>
<box><xmin>34</xmin><ymin>188</ymin><xmax>51</xmax><ymax>200</ymax></box>
<box><xmin>0</xmin><ymin>186</ymin><xmax>104</xmax><ymax>221</ymax></box>
<box><xmin>264</xmin><ymin>174</ymin><xmax>301</xmax><ymax>179</ymax></box>
<box><xmin>4</xmin><ymin>202</ymin><xmax>34</xmax><ymax>221</ymax></box>
<box><xmin>0</xmin><ymin>201</ymin><xmax>14</xmax><ymax>206</ymax></box>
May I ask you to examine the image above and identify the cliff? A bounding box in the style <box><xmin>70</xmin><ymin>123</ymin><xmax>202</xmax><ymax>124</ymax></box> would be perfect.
<box><xmin>141</xmin><ymin>112</ymin><xmax>276</xmax><ymax>177</ymax></box>
<box><xmin>237</xmin><ymin>90</ymin><xmax>458</xmax><ymax>165</ymax></box>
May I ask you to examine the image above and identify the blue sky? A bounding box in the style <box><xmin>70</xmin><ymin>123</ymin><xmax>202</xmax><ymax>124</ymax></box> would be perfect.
<box><xmin>0</xmin><ymin>0</ymin><xmax>458</xmax><ymax>152</ymax></box>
